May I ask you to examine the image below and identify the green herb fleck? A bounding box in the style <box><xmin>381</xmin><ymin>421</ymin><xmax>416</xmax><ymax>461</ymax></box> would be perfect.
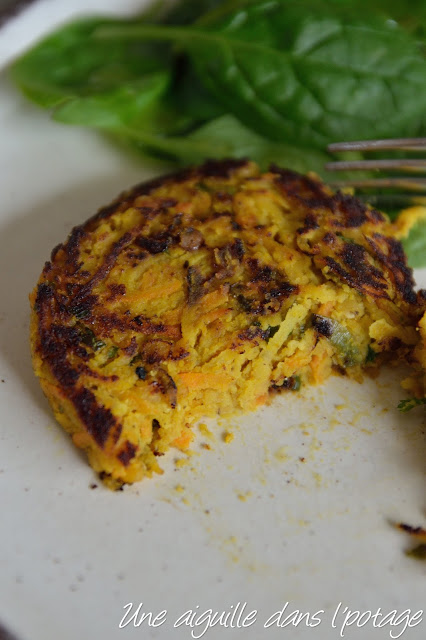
<box><xmin>405</xmin><ymin>544</ymin><xmax>426</xmax><ymax>560</ymax></box>
<box><xmin>398</xmin><ymin>397</ymin><xmax>426</xmax><ymax>412</ymax></box>
<box><xmin>337</xmin><ymin>234</ymin><xmax>355</xmax><ymax>244</ymax></box>
<box><xmin>274</xmin><ymin>376</ymin><xmax>301</xmax><ymax>392</ymax></box>
<box><xmin>292</xmin><ymin>376</ymin><xmax>301</xmax><ymax>391</ymax></box>
<box><xmin>312</xmin><ymin>314</ymin><xmax>362</xmax><ymax>367</ymax></box>
<box><xmin>365</xmin><ymin>345</ymin><xmax>377</xmax><ymax>363</ymax></box>
<box><xmin>265</xmin><ymin>325</ymin><xmax>280</xmax><ymax>342</ymax></box>
<box><xmin>79</xmin><ymin>326</ymin><xmax>105</xmax><ymax>351</ymax></box>
<box><xmin>70</xmin><ymin>304</ymin><xmax>90</xmax><ymax>319</ymax></box>
<box><xmin>236</xmin><ymin>294</ymin><xmax>253</xmax><ymax>313</ymax></box>
<box><xmin>106</xmin><ymin>346</ymin><xmax>119</xmax><ymax>361</ymax></box>
<box><xmin>100</xmin><ymin>345</ymin><xmax>119</xmax><ymax>368</ymax></box>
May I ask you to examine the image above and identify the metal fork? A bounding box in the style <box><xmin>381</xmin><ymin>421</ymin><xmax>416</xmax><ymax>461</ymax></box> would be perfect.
<box><xmin>325</xmin><ymin>137</ymin><xmax>426</xmax><ymax>207</ymax></box>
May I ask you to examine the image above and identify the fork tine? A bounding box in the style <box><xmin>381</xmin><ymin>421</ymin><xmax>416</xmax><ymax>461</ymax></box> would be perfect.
<box><xmin>325</xmin><ymin>159</ymin><xmax>426</xmax><ymax>172</ymax></box>
<box><xmin>325</xmin><ymin>138</ymin><xmax>426</xmax><ymax>206</ymax></box>
<box><xmin>328</xmin><ymin>138</ymin><xmax>426</xmax><ymax>152</ymax></box>
<box><xmin>329</xmin><ymin>177</ymin><xmax>426</xmax><ymax>192</ymax></box>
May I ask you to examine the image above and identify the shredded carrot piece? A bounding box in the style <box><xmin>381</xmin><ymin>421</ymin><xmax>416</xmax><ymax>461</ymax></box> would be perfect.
<box><xmin>178</xmin><ymin>371</ymin><xmax>232</xmax><ymax>390</ymax></box>
<box><xmin>203</xmin><ymin>308</ymin><xmax>229</xmax><ymax>325</ymax></box>
<box><xmin>172</xmin><ymin>429</ymin><xmax>194</xmax><ymax>450</ymax></box>
<box><xmin>125</xmin><ymin>278</ymin><xmax>182</xmax><ymax>304</ymax></box>
<box><xmin>317</xmin><ymin>301</ymin><xmax>334</xmax><ymax>316</ymax></box>
<box><xmin>256</xmin><ymin>394</ymin><xmax>268</xmax><ymax>406</ymax></box>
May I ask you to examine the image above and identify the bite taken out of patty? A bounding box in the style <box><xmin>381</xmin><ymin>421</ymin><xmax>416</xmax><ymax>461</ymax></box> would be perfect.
<box><xmin>30</xmin><ymin>159</ymin><xmax>425</xmax><ymax>489</ymax></box>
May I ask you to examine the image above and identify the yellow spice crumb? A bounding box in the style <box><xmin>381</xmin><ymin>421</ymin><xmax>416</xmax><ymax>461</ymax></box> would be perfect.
<box><xmin>198</xmin><ymin>423</ymin><xmax>214</xmax><ymax>439</ymax></box>
<box><xmin>223</xmin><ymin>431</ymin><xmax>234</xmax><ymax>443</ymax></box>
<box><xmin>175</xmin><ymin>458</ymin><xmax>190</xmax><ymax>468</ymax></box>
<box><xmin>328</xmin><ymin>417</ymin><xmax>341</xmax><ymax>428</ymax></box>
<box><xmin>274</xmin><ymin>446</ymin><xmax>289</xmax><ymax>461</ymax></box>
<box><xmin>237</xmin><ymin>491</ymin><xmax>252</xmax><ymax>502</ymax></box>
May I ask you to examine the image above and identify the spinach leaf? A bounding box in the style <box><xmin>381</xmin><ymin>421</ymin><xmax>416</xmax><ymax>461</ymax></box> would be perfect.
<box><xmin>349</xmin><ymin>0</ymin><xmax>426</xmax><ymax>40</ymax></box>
<box><xmin>178</xmin><ymin>114</ymin><xmax>331</xmax><ymax>172</ymax></box>
<box><xmin>52</xmin><ymin>73</ymin><xmax>169</xmax><ymax>130</ymax></box>
<box><xmin>96</xmin><ymin>1</ymin><xmax>426</xmax><ymax>149</ymax></box>
<box><xmin>185</xmin><ymin>0</ymin><xmax>426</xmax><ymax>148</ymax></box>
<box><xmin>402</xmin><ymin>218</ymin><xmax>426</xmax><ymax>268</ymax></box>
<box><xmin>11</xmin><ymin>18</ymin><xmax>172</xmax><ymax>132</ymax></box>
<box><xmin>129</xmin><ymin>113</ymin><xmax>331</xmax><ymax>173</ymax></box>
<box><xmin>169</xmin><ymin>59</ymin><xmax>226</xmax><ymax>126</ymax></box>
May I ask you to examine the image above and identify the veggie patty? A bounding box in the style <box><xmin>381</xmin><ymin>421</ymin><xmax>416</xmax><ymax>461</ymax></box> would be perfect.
<box><xmin>30</xmin><ymin>160</ymin><xmax>425</xmax><ymax>488</ymax></box>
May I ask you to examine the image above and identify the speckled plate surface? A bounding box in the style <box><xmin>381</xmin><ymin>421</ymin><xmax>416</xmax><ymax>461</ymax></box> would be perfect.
<box><xmin>0</xmin><ymin>3</ymin><xmax>425</xmax><ymax>640</ymax></box>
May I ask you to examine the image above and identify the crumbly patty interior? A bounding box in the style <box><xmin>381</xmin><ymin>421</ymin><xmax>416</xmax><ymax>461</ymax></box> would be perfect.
<box><xmin>30</xmin><ymin>160</ymin><xmax>425</xmax><ymax>488</ymax></box>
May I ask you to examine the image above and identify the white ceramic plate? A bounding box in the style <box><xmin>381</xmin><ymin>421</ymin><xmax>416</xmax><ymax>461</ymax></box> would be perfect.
<box><xmin>0</xmin><ymin>3</ymin><xmax>425</xmax><ymax>640</ymax></box>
